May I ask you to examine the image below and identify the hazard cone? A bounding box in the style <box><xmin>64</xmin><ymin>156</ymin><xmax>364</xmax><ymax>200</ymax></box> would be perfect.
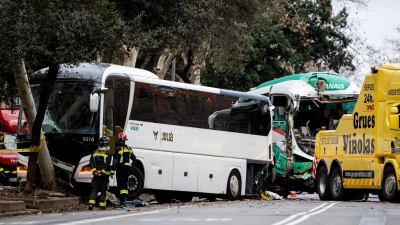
<box><xmin>290</xmin><ymin>191</ymin><xmax>297</xmax><ymax>197</ymax></box>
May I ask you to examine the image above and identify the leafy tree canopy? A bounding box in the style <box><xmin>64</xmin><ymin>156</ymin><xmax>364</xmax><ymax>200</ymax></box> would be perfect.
<box><xmin>0</xmin><ymin>0</ymin><xmax>125</xmax><ymax>105</ymax></box>
<box><xmin>202</xmin><ymin>0</ymin><xmax>354</xmax><ymax>91</ymax></box>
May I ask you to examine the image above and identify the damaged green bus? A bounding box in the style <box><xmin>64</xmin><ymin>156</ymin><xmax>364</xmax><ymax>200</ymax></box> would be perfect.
<box><xmin>247</xmin><ymin>72</ymin><xmax>360</xmax><ymax>197</ymax></box>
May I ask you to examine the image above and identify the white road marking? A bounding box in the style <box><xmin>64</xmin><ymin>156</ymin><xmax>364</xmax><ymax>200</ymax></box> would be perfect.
<box><xmin>140</xmin><ymin>218</ymin><xmax>230</xmax><ymax>222</ymax></box>
<box><xmin>10</xmin><ymin>223</ymin><xmax>37</xmax><ymax>225</ymax></box>
<box><xmin>271</xmin><ymin>202</ymin><xmax>334</xmax><ymax>225</ymax></box>
<box><xmin>358</xmin><ymin>206</ymin><xmax>387</xmax><ymax>225</ymax></box>
<box><xmin>170</xmin><ymin>218</ymin><xmax>199</xmax><ymax>221</ymax></box>
<box><xmin>140</xmin><ymin>219</ymin><xmax>162</xmax><ymax>221</ymax></box>
<box><xmin>57</xmin><ymin>207</ymin><xmax>181</xmax><ymax>225</ymax></box>
<box><xmin>285</xmin><ymin>202</ymin><xmax>338</xmax><ymax>225</ymax></box>
<box><xmin>205</xmin><ymin>218</ymin><xmax>232</xmax><ymax>221</ymax></box>
<box><xmin>11</xmin><ymin>223</ymin><xmax>37</xmax><ymax>225</ymax></box>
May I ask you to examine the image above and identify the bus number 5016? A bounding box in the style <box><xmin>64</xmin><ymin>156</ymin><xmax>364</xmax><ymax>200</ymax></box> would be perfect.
<box><xmin>83</xmin><ymin>137</ymin><xmax>95</xmax><ymax>142</ymax></box>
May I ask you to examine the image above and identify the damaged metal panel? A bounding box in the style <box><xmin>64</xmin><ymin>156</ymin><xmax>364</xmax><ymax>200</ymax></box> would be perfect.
<box><xmin>292</xmin><ymin>162</ymin><xmax>312</xmax><ymax>174</ymax></box>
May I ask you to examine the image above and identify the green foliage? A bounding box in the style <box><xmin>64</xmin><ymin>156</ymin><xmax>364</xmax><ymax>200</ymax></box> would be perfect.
<box><xmin>114</xmin><ymin>0</ymin><xmax>266</xmax><ymax>74</ymax></box>
<box><xmin>115</xmin><ymin>0</ymin><xmax>263</xmax><ymax>52</ymax></box>
<box><xmin>0</xmin><ymin>0</ymin><xmax>125</xmax><ymax>105</ymax></box>
<box><xmin>202</xmin><ymin>0</ymin><xmax>354</xmax><ymax>90</ymax></box>
<box><xmin>0</xmin><ymin>0</ymin><xmax>357</xmax><ymax>98</ymax></box>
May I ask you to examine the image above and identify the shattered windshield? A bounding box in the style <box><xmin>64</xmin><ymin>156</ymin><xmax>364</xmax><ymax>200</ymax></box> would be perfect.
<box><xmin>31</xmin><ymin>82</ymin><xmax>98</xmax><ymax>134</ymax></box>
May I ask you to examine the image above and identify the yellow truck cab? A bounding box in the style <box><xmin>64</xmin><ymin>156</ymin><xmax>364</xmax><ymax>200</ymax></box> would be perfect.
<box><xmin>315</xmin><ymin>63</ymin><xmax>400</xmax><ymax>202</ymax></box>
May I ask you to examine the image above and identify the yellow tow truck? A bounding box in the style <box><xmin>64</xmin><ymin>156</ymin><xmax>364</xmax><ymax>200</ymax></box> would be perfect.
<box><xmin>315</xmin><ymin>63</ymin><xmax>400</xmax><ymax>202</ymax></box>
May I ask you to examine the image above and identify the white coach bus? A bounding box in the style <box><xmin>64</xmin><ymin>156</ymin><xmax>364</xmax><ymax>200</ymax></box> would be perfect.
<box><xmin>30</xmin><ymin>63</ymin><xmax>274</xmax><ymax>202</ymax></box>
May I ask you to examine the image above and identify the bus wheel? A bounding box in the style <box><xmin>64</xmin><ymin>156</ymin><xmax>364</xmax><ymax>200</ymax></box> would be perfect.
<box><xmin>382</xmin><ymin>167</ymin><xmax>400</xmax><ymax>203</ymax></box>
<box><xmin>226</xmin><ymin>170</ymin><xmax>241</xmax><ymax>201</ymax></box>
<box><xmin>316</xmin><ymin>166</ymin><xmax>330</xmax><ymax>200</ymax></box>
<box><xmin>330</xmin><ymin>167</ymin><xmax>345</xmax><ymax>201</ymax></box>
<box><xmin>126</xmin><ymin>166</ymin><xmax>144</xmax><ymax>200</ymax></box>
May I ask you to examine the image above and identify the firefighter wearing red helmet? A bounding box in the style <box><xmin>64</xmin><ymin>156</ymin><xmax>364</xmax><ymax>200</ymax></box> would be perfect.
<box><xmin>112</xmin><ymin>132</ymin><xmax>136</xmax><ymax>208</ymax></box>
<box><xmin>88</xmin><ymin>136</ymin><xmax>113</xmax><ymax>210</ymax></box>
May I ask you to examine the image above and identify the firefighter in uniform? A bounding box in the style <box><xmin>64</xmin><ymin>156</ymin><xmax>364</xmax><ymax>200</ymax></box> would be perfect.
<box><xmin>112</xmin><ymin>133</ymin><xmax>136</xmax><ymax>208</ymax></box>
<box><xmin>88</xmin><ymin>136</ymin><xmax>114</xmax><ymax>210</ymax></box>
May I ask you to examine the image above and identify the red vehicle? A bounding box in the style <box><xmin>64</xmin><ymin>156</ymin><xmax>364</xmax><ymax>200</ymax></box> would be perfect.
<box><xmin>0</xmin><ymin>106</ymin><xmax>28</xmax><ymax>185</ymax></box>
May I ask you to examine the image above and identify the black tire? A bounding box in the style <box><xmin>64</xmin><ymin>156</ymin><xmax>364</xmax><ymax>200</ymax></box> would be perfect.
<box><xmin>381</xmin><ymin>167</ymin><xmax>400</xmax><ymax>203</ymax></box>
<box><xmin>316</xmin><ymin>166</ymin><xmax>330</xmax><ymax>200</ymax></box>
<box><xmin>126</xmin><ymin>166</ymin><xmax>144</xmax><ymax>200</ymax></box>
<box><xmin>154</xmin><ymin>191</ymin><xmax>173</xmax><ymax>204</ymax></box>
<box><xmin>330</xmin><ymin>167</ymin><xmax>346</xmax><ymax>201</ymax></box>
<box><xmin>226</xmin><ymin>170</ymin><xmax>241</xmax><ymax>200</ymax></box>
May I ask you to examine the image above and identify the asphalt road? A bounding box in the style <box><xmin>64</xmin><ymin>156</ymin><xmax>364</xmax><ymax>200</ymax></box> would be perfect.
<box><xmin>1</xmin><ymin>193</ymin><xmax>400</xmax><ymax>225</ymax></box>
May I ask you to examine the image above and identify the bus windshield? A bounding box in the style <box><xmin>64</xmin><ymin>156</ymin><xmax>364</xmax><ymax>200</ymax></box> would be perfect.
<box><xmin>31</xmin><ymin>82</ymin><xmax>98</xmax><ymax>134</ymax></box>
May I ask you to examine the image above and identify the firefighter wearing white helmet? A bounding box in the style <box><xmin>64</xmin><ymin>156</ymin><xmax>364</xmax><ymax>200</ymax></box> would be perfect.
<box><xmin>88</xmin><ymin>136</ymin><xmax>113</xmax><ymax>210</ymax></box>
<box><xmin>111</xmin><ymin>132</ymin><xmax>136</xmax><ymax>208</ymax></box>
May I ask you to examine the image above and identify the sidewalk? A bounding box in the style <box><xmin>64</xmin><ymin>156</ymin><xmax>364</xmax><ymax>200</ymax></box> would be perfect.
<box><xmin>0</xmin><ymin>195</ymin><xmax>82</xmax><ymax>217</ymax></box>
<box><xmin>0</xmin><ymin>192</ymin><xmax>155</xmax><ymax>217</ymax></box>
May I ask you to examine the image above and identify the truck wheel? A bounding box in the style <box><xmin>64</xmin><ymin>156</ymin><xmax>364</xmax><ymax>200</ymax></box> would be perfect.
<box><xmin>226</xmin><ymin>170</ymin><xmax>241</xmax><ymax>200</ymax></box>
<box><xmin>382</xmin><ymin>167</ymin><xmax>400</xmax><ymax>203</ymax></box>
<box><xmin>126</xmin><ymin>166</ymin><xmax>144</xmax><ymax>200</ymax></box>
<box><xmin>316</xmin><ymin>166</ymin><xmax>330</xmax><ymax>200</ymax></box>
<box><xmin>330</xmin><ymin>167</ymin><xmax>345</xmax><ymax>201</ymax></box>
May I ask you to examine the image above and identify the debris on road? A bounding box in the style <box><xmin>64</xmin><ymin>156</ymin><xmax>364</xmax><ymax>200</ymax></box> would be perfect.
<box><xmin>261</xmin><ymin>191</ymin><xmax>282</xmax><ymax>200</ymax></box>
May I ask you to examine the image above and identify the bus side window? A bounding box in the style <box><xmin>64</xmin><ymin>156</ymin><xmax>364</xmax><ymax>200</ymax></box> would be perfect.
<box><xmin>226</xmin><ymin>113</ymin><xmax>250</xmax><ymax>134</ymax></box>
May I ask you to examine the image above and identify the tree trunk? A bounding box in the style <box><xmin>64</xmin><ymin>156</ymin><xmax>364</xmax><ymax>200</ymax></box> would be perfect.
<box><xmin>176</xmin><ymin>50</ymin><xmax>194</xmax><ymax>83</ymax></box>
<box><xmin>143</xmin><ymin>54</ymin><xmax>159</xmax><ymax>72</ymax></box>
<box><xmin>156</xmin><ymin>54</ymin><xmax>175</xmax><ymax>80</ymax></box>
<box><xmin>122</xmin><ymin>46</ymin><xmax>139</xmax><ymax>68</ymax></box>
<box><xmin>13</xmin><ymin>58</ymin><xmax>58</xmax><ymax>192</ymax></box>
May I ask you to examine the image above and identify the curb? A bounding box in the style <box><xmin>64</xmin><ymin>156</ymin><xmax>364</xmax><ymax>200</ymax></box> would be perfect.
<box><xmin>0</xmin><ymin>197</ymin><xmax>80</xmax><ymax>211</ymax></box>
<box><xmin>0</xmin><ymin>209</ymin><xmax>52</xmax><ymax>218</ymax></box>
<box><xmin>0</xmin><ymin>201</ymin><xmax>25</xmax><ymax>214</ymax></box>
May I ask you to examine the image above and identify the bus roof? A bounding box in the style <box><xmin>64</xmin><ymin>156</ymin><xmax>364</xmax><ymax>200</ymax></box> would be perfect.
<box><xmin>248</xmin><ymin>72</ymin><xmax>360</xmax><ymax>99</ymax></box>
<box><xmin>30</xmin><ymin>63</ymin><xmax>159</xmax><ymax>82</ymax></box>
<box><xmin>129</xmin><ymin>76</ymin><xmax>271</xmax><ymax>104</ymax></box>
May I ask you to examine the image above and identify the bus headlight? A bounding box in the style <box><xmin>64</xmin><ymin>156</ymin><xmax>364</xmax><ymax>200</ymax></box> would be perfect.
<box><xmin>17</xmin><ymin>165</ymin><xmax>27</xmax><ymax>172</ymax></box>
<box><xmin>80</xmin><ymin>165</ymin><xmax>92</xmax><ymax>173</ymax></box>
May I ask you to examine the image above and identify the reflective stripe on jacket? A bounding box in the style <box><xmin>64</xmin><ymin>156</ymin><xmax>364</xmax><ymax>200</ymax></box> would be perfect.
<box><xmin>112</xmin><ymin>144</ymin><xmax>136</xmax><ymax>169</ymax></box>
<box><xmin>90</xmin><ymin>149</ymin><xmax>113</xmax><ymax>176</ymax></box>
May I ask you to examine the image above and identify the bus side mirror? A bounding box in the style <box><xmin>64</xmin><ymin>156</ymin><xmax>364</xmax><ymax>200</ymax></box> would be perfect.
<box><xmin>389</xmin><ymin>106</ymin><xmax>400</xmax><ymax>130</ymax></box>
<box><xmin>90</xmin><ymin>93</ymin><xmax>99</xmax><ymax>112</ymax></box>
<box><xmin>89</xmin><ymin>88</ymin><xmax>108</xmax><ymax>112</ymax></box>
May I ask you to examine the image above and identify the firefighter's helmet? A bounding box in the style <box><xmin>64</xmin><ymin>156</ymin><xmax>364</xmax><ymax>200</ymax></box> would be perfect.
<box><xmin>118</xmin><ymin>133</ymin><xmax>128</xmax><ymax>142</ymax></box>
<box><xmin>99</xmin><ymin>136</ymin><xmax>110</xmax><ymax>147</ymax></box>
